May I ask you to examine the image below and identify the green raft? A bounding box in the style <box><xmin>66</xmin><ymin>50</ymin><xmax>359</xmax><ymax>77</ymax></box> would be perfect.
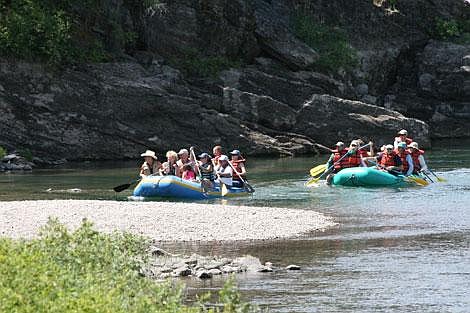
<box><xmin>332</xmin><ymin>167</ymin><xmax>410</xmax><ymax>187</ymax></box>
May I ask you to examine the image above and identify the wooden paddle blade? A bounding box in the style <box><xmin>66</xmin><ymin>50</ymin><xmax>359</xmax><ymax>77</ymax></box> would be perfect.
<box><xmin>437</xmin><ymin>177</ymin><xmax>447</xmax><ymax>182</ymax></box>
<box><xmin>310</xmin><ymin>164</ymin><xmax>326</xmax><ymax>177</ymax></box>
<box><xmin>113</xmin><ymin>183</ymin><xmax>131</xmax><ymax>192</ymax></box>
<box><xmin>221</xmin><ymin>183</ymin><xmax>229</xmax><ymax>196</ymax></box>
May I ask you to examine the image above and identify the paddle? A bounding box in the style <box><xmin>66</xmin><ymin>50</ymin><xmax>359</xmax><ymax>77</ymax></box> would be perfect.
<box><xmin>113</xmin><ymin>178</ymin><xmax>141</xmax><ymax>192</ymax></box>
<box><xmin>306</xmin><ymin>142</ymin><xmax>372</xmax><ymax>187</ymax></box>
<box><xmin>420</xmin><ymin>171</ymin><xmax>434</xmax><ymax>183</ymax></box>
<box><xmin>310</xmin><ymin>164</ymin><xmax>327</xmax><ymax>177</ymax></box>
<box><xmin>226</xmin><ymin>160</ymin><xmax>255</xmax><ymax>193</ymax></box>
<box><xmin>429</xmin><ymin>169</ymin><xmax>447</xmax><ymax>182</ymax></box>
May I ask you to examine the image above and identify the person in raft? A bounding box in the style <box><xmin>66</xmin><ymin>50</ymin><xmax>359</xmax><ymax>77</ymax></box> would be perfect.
<box><xmin>212</xmin><ymin>145</ymin><xmax>223</xmax><ymax>166</ymax></box>
<box><xmin>344</xmin><ymin>140</ymin><xmax>368</xmax><ymax>168</ymax></box>
<box><xmin>197</xmin><ymin>152</ymin><xmax>216</xmax><ymax>189</ymax></box>
<box><xmin>325</xmin><ymin>141</ymin><xmax>349</xmax><ymax>174</ymax></box>
<box><xmin>395</xmin><ymin>142</ymin><xmax>414</xmax><ymax>176</ymax></box>
<box><xmin>181</xmin><ymin>164</ymin><xmax>196</xmax><ymax>181</ymax></box>
<box><xmin>139</xmin><ymin>150</ymin><xmax>162</xmax><ymax>177</ymax></box>
<box><xmin>374</xmin><ymin>144</ymin><xmax>403</xmax><ymax>174</ymax></box>
<box><xmin>215</xmin><ymin>155</ymin><xmax>233</xmax><ymax>187</ymax></box>
<box><xmin>408</xmin><ymin>142</ymin><xmax>428</xmax><ymax>174</ymax></box>
<box><xmin>394</xmin><ymin>129</ymin><xmax>413</xmax><ymax>149</ymax></box>
<box><xmin>229</xmin><ymin>149</ymin><xmax>247</xmax><ymax>188</ymax></box>
<box><xmin>176</xmin><ymin>148</ymin><xmax>194</xmax><ymax>177</ymax></box>
<box><xmin>160</xmin><ymin>150</ymin><xmax>180</xmax><ymax>177</ymax></box>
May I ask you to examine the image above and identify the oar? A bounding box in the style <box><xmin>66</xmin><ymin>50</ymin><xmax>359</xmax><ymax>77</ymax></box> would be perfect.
<box><xmin>429</xmin><ymin>169</ymin><xmax>447</xmax><ymax>182</ymax></box>
<box><xmin>306</xmin><ymin>142</ymin><xmax>371</xmax><ymax>186</ymax></box>
<box><xmin>420</xmin><ymin>171</ymin><xmax>434</xmax><ymax>183</ymax></box>
<box><xmin>113</xmin><ymin>178</ymin><xmax>141</xmax><ymax>192</ymax></box>
<box><xmin>310</xmin><ymin>164</ymin><xmax>326</xmax><ymax>177</ymax></box>
<box><xmin>227</xmin><ymin>161</ymin><xmax>255</xmax><ymax>193</ymax></box>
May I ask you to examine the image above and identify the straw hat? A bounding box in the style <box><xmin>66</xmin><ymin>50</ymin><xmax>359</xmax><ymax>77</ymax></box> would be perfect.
<box><xmin>140</xmin><ymin>150</ymin><xmax>157</xmax><ymax>159</ymax></box>
<box><xmin>178</xmin><ymin>148</ymin><xmax>189</xmax><ymax>155</ymax></box>
<box><xmin>398</xmin><ymin>129</ymin><xmax>408</xmax><ymax>135</ymax></box>
<box><xmin>336</xmin><ymin>141</ymin><xmax>345</xmax><ymax>146</ymax></box>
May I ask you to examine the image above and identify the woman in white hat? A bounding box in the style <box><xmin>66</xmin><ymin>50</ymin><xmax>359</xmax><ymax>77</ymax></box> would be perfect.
<box><xmin>139</xmin><ymin>150</ymin><xmax>162</xmax><ymax>178</ymax></box>
<box><xmin>394</xmin><ymin>129</ymin><xmax>413</xmax><ymax>149</ymax></box>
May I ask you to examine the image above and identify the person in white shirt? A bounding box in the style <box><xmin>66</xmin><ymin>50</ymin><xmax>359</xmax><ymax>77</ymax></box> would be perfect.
<box><xmin>215</xmin><ymin>155</ymin><xmax>233</xmax><ymax>187</ymax></box>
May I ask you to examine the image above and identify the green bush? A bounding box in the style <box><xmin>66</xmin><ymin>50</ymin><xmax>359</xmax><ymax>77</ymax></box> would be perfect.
<box><xmin>17</xmin><ymin>148</ymin><xmax>33</xmax><ymax>161</ymax></box>
<box><xmin>292</xmin><ymin>14</ymin><xmax>358</xmax><ymax>72</ymax></box>
<box><xmin>171</xmin><ymin>48</ymin><xmax>242</xmax><ymax>78</ymax></box>
<box><xmin>433</xmin><ymin>18</ymin><xmax>470</xmax><ymax>44</ymax></box>
<box><xmin>0</xmin><ymin>0</ymin><xmax>162</xmax><ymax>64</ymax></box>
<box><xmin>0</xmin><ymin>219</ymin><xmax>257</xmax><ymax>313</ymax></box>
<box><xmin>435</xmin><ymin>18</ymin><xmax>460</xmax><ymax>39</ymax></box>
<box><xmin>0</xmin><ymin>146</ymin><xmax>6</xmax><ymax>159</ymax></box>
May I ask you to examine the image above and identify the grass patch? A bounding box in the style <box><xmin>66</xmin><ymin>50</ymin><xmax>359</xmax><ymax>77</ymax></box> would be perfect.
<box><xmin>0</xmin><ymin>219</ymin><xmax>258</xmax><ymax>313</ymax></box>
<box><xmin>292</xmin><ymin>14</ymin><xmax>358</xmax><ymax>72</ymax></box>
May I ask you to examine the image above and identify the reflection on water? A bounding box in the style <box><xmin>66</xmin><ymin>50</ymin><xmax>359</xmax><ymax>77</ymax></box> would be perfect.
<box><xmin>1</xmin><ymin>142</ymin><xmax>470</xmax><ymax>312</ymax></box>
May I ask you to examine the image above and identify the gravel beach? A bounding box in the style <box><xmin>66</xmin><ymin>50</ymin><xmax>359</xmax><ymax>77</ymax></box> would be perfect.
<box><xmin>0</xmin><ymin>200</ymin><xmax>335</xmax><ymax>241</ymax></box>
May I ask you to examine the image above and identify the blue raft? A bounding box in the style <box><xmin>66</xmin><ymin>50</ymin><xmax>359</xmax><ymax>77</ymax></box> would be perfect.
<box><xmin>332</xmin><ymin>167</ymin><xmax>411</xmax><ymax>187</ymax></box>
<box><xmin>130</xmin><ymin>175</ymin><xmax>251</xmax><ymax>200</ymax></box>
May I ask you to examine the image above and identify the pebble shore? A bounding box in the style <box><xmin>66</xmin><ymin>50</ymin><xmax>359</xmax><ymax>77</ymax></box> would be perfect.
<box><xmin>0</xmin><ymin>200</ymin><xmax>335</xmax><ymax>241</ymax></box>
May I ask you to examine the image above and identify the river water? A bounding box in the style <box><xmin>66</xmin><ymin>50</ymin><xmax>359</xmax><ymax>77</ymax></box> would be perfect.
<box><xmin>1</xmin><ymin>141</ymin><xmax>469</xmax><ymax>312</ymax></box>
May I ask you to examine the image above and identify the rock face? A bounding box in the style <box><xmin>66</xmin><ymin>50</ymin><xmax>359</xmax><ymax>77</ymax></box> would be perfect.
<box><xmin>1</xmin><ymin>0</ymin><xmax>468</xmax><ymax>162</ymax></box>
<box><xmin>295</xmin><ymin>95</ymin><xmax>430</xmax><ymax>148</ymax></box>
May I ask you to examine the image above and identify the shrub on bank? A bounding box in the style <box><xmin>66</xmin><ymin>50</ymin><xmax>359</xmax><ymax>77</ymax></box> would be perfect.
<box><xmin>433</xmin><ymin>17</ymin><xmax>470</xmax><ymax>44</ymax></box>
<box><xmin>0</xmin><ymin>146</ymin><xmax>6</xmax><ymax>159</ymax></box>
<box><xmin>292</xmin><ymin>14</ymin><xmax>358</xmax><ymax>72</ymax></box>
<box><xmin>0</xmin><ymin>219</ymin><xmax>257</xmax><ymax>313</ymax></box>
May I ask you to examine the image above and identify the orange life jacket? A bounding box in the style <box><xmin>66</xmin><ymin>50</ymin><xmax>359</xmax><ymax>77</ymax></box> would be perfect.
<box><xmin>410</xmin><ymin>149</ymin><xmax>425</xmax><ymax>172</ymax></box>
<box><xmin>395</xmin><ymin>149</ymin><xmax>410</xmax><ymax>172</ymax></box>
<box><xmin>230</xmin><ymin>159</ymin><xmax>246</xmax><ymax>181</ymax></box>
<box><xmin>333</xmin><ymin>149</ymin><xmax>349</xmax><ymax>170</ymax></box>
<box><xmin>394</xmin><ymin>136</ymin><xmax>413</xmax><ymax>146</ymax></box>
<box><xmin>379</xmin><ymin>151</ymin><xmax>399</xmax><ymax>167</ymax></box>
<box><xmin>347</xmin><ymin>150</ymin><xmax>362</xmax><ymax>167</ymax></box>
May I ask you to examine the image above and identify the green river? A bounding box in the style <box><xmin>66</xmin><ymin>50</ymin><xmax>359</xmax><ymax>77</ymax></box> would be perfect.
<box><xmin>1</xmin><ymin>140</ymin><xmax>469</xmax><ymax>312</ymax></box>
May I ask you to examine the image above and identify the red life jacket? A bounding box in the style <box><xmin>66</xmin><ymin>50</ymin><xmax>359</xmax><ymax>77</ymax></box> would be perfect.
<box><xmin>394</xmin><ymin>136</ymin><xmax>413</xmax><ymax>146</ymax></box>
<box><xmin>230</xmin><ymin>159</ymin><xmax>246</xmax><ymax>181</ymax></box>
<box><xmin>333</xmin><ymin>149</ymin><xmax>349</xmax><ymax>170</ymax></box>
<box><xmin>395</xmin><ymin>149</ymin><xmax>410</xmax><ymax>172</ymax></box>
<box><xmin>347</xmin><ymin>150</ymin><xmax>362</xmax><ymax>167</ymax></box>
<box><xmin>410</xmin><ymin>149</ymin><xmax>425</xmax><ymax>171</ymax></box>
<box><xmin>379</xmin><ymin>151</ymin><xmax>399</xmax><ymax>167</ymax></box>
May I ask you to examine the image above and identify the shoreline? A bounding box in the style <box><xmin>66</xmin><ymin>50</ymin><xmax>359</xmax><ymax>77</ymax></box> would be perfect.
<box><xmin>0</xmin><ymin>200</ymin><xmax>335</xmax><ymax>241</ymax></box>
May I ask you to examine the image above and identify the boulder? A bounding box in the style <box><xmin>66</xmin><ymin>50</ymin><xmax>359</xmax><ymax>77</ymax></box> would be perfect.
<box><xmin>222</xmin><ymin>87</ymin><xmax>296</xmax><ymax>130</ymax></box>
<box><xmin>253</xmin><ymin>0</ymin><xmax>318</xmax><ymax>69</ymax></box>
<box><xmin>294</xmin><ymin>94</ymin><xmax>430</xmax><ymax>148</ymax></box>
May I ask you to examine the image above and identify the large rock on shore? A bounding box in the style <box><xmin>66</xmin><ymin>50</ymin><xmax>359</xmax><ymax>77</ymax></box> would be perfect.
<box><xmin>295</xmin><ymin>94</ymin><xmax>430</xmax><ymax>148</ymax></box>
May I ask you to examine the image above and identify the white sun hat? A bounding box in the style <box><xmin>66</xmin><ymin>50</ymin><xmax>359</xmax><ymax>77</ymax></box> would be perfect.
<box><xmin>140</xmin><ymin>150</ymin><xmax>157</xmax><ymax>159</ymax></box>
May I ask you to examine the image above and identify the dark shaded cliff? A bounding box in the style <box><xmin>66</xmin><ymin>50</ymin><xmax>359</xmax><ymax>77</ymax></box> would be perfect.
<box><xmin>0</xmin><ymin>0</ymin><xmax>469</xmax><ymax>163</ymax></box>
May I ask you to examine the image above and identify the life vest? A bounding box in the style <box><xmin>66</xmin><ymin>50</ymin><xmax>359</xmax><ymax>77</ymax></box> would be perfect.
<box><xmin>379</xmin><ymin>151</ymin><xmax>399</xmax><ymax>167</ymax></box>
<box><xmin>395</xmin><ymin>149</ymin><xmax>410</xmax><ymax>172</ymax></box>
<box><xmin>332</xmin><ymin>149</ymin><xmax>349</xmax><ymax>170</ymax></box>
<box><xmin>394</xmin><ymin>136</ymin><xmax>413</xmax><ymax>146</ymax></box>
<box><xmin>230</xmin><ymin>159</ymin><xmax>246</xmax><ymax>181</ymax></box>
<box><xmin>410</xmin><ymin>149</ymin><xmax>425</xmax><ymax>172</ymax></box>
<box><xmin>200</xmin><ymin>163</ymin><xmax>215</xmax><ymax>181</ymax></box>
<box><xmin>347</xmin><ymin>150</ymin><xmax>362</xmax><ymax>167</ymax></box>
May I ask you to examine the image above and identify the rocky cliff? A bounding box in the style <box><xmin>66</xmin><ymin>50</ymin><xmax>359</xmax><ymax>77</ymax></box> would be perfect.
<box><xmin>0</xmin><ymin>0</ymin><xmax>468</xmax><ymax>164</ymax></box>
